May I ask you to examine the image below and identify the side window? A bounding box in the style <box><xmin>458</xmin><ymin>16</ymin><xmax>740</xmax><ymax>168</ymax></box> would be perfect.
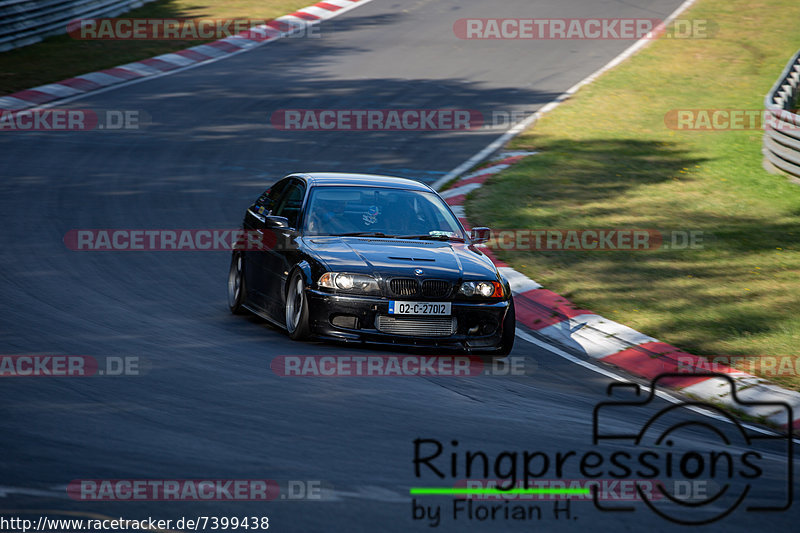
<box><xmin>254</xmin><ymin>179</ymin><xmax>288</xmax><ymax>215</ymax></box>
<box><xmin>273</xmin><ymin>180</ymin><xmax>306</xmax><ymax>228</ymax></box>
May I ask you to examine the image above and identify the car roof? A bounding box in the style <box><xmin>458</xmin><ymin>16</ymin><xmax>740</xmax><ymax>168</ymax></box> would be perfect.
<box><xmin>292</xmin><ymin>172</ymin><xmax>434</xmax><ymax>192</ymax></box>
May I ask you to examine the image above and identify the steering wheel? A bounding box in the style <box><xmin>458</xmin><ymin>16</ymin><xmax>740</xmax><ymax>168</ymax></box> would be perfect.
<box><xmin>309</xmin><ymin>210</ymin><xmax>349</xmax><ymax>235</ymax></box>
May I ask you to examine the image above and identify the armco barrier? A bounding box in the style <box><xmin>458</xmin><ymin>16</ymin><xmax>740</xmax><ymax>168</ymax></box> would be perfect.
<box><xmin>763</xmin><ymin>49</ymin><xmax>800</xmax><ymax>180</ymax></box>
<box><xmin>0</xmin><ymin>0</ymin><xmax>157</xmax><ymax>52</ymax></box>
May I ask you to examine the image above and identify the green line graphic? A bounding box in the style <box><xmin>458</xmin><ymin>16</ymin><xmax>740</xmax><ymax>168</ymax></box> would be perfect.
<box><xmin>410</xmin><ymin>487</ymin><xmax>590</xmax><ymax>496</ymax></box>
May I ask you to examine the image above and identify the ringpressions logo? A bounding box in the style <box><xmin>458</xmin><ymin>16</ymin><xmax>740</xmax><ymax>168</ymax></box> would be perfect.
<box><xmin>411</xmin><ymin>373</ymin><xmax>793</xmax><ymax>526</ymax></box>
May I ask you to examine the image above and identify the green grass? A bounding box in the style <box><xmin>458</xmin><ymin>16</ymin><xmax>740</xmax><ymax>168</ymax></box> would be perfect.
<box><xmin>468</xmin><ymin>0</ymin><xmax>800</xmax><ymax>390</ymax></box>
<box><xmin>0</xmin><ymin>0</ymin><xmax>311</xmax><ymax>95</ymax></box>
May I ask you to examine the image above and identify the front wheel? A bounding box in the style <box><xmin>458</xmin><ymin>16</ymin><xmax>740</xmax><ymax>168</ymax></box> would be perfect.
<box><xmin>492</xmin><ymin>298</ymin><xmax>516</xmax><ymax>356</ymax></box>
<box><xmin>228</xmin><ymin>251</ymin><xmax>249</xmax><ymax>315</ymax></box>
<box><xmin>285</xmin><ymin>270</ymin><xmax>311</xmax><ymax>340</ymax></box>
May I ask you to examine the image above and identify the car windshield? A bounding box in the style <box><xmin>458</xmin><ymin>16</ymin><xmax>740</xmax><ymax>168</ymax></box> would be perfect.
<box><xmin>303</xmin><ymin>185</ymin><xmax>466</xmax><ymax>240</ymax></box>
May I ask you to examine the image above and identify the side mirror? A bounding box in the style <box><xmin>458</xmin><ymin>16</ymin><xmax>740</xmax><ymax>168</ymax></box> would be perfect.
<box><xmin>470</xmin><ymin>227</ymin><xmax>491</xmax><ymax>244</ymax></box>
<box><xmin>265</xmin><ymin>215</ymin><xmax>291</xmax><ymax>229</ymax></box>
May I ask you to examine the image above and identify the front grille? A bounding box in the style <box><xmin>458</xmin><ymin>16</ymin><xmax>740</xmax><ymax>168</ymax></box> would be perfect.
<box><xmin>390</xmin><ymin>278</ymin><xmax>419</xmax><ymax>297</ymax></box>
<box><xmin>422</xmin><ymin>279</ymin><xmax>451</xmax><ymax>298</ymax></box>
<box><xmin>376</xmin><ymin>315</ymin><xmax>457</xmax><ymax>337</ymax></box>
<box><xmin>331</xmin><ymin>315</ymin><xmax>359</xmax><ymax>329</ymax></box>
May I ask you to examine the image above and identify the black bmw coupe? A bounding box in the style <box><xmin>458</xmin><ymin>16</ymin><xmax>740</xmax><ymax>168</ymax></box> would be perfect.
<box><xmin>227</xmin><ymin>173</ymin><xmax>515</xmax><ymax>355</ymax></box>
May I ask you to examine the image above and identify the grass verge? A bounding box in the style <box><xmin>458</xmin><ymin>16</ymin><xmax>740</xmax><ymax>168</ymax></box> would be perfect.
<box><xmin>467</xmin><ymin>0</ymin><xmax>800</xmax><ymax>390</ymax></box>
<box><xmin>0</xmin><ymin>0</ymin><xmax>311</xmax><ymax>96</ymax></box>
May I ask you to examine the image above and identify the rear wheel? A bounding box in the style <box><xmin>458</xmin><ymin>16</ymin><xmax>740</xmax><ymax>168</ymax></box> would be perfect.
<box><xmin>227</xmin><ymin>251</ymin><xmax>248</xmax><ymax>315</ymax></box>
<box><xmin>285</xmin><ymin>270</ymin><xmax>311</xmax><ymax>340</ymax></box>
<box><xmin>492</xmin><ymin>297</ymin><xmax>516</xmax><ymax>356</ymax></box>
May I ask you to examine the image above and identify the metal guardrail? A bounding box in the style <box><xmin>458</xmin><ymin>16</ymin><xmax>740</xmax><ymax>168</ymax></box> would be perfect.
<box><xmin>763</xmin><ymin>49</ymin><xmax>800</xmax><ymax>180</ymax></box>
<box><xmin>0</xmin><ymin>0</ymin><xmax>158</xmax><ymax>52</ymax></box>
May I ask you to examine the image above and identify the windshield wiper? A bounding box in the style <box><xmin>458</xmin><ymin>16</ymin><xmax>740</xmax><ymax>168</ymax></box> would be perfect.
<box><xmin>332</xmin><ymin>232</ymin><xmax>397</xmax><ymax>238</ymax></box>
<box><xmin>329</xmin><ymin>232</ymin><xmax>465</xmax><ymax>242</ymax></box>
<box><xmin>397</xmin><ymin>234</ymin><xmax>466</xmax><ymax>242</ymax></box>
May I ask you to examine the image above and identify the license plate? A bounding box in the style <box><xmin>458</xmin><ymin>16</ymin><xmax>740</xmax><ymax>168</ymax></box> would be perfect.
<box><xmin>388</xmin><ymin>301</ymin><xmax>451</xmax><ymax>315</ymax></box>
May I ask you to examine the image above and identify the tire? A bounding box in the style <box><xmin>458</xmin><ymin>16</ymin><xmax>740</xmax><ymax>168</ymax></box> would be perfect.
<box><xmin>228</xmin><ymin>251</ymin><xmax>249</xmax><ymax>315</ymax></box>
<box><xmin>492</xmin><ymin>297</ymin><xmax>516</xmax><ymax>356</ymax></box>
<box><xmin>285</xmin><ymin>270</ymin><xmax>311</xmax><ymax>340</ymax></box>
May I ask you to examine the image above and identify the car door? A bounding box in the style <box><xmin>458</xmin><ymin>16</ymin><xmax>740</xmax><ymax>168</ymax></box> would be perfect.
<box><xmin>243</xmin><ymin>178</ymin><xmax>289</xmax><ymax>310</ymax></box>
<box><xmin>259</xmin><ymin>178</ymin><xmax>307</xmax><ymax>318</ymax></box>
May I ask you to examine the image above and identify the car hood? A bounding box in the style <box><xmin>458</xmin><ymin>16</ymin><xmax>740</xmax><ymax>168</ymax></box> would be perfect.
<box><xmin>303</xmin><ymin>237</ymin><xmax>498</xmax><ymax>281</ymax></box>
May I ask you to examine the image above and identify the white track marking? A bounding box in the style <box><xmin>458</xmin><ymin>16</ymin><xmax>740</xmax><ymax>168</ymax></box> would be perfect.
<box><xmin>431</xmin><ymin>0</ymin><xmax>701</xmax><ymax>191</ymax></box>
<box><xmin>5</xmin><ymin>0</ymin><xmax>376</xmax><ymax>112</ymax></box>
<box><xmin>497</xmin><ymin>267</ymin><xmax>542</xmax><ymax>293</ymax></box>
<box><xmin>515</xmin><ymin>329</ymin><xmax>799</xmax><ymax>442</ymax></box>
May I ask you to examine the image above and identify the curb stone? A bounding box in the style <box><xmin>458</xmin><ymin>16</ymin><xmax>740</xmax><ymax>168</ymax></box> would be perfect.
<box><xmin>0</xmin><ymin>0</ymin><xmax>370</xmax><ymax>112</ymax></box>
<box><xmin>445</xmin><ymin>151</ymin><xmax>800</xmax><ymax>430</ymax></box>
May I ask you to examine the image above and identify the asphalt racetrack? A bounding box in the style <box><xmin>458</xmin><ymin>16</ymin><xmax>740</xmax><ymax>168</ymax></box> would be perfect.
<box><xmin>1</xmin><ymin>0</ymin><xmax>797</xmax><ymax>531</ymax></box>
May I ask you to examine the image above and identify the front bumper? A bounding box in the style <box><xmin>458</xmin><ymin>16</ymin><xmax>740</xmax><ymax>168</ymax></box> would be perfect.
<box><xmin>305</xmin><ymin>289</ymin><xmax>510</xmax><ymax>352</ymax></box>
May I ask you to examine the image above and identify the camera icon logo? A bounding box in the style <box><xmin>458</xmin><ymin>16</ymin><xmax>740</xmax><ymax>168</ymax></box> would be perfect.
<box><xmin>592</xmin><ymin>373</ymin><xmax>793</xmax><ymax>525</ymax></box>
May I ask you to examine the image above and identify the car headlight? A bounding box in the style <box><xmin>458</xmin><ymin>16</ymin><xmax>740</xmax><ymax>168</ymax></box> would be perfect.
<box><xmin>318</xmin><ymin>272</ymin><xmax>380</xmax><ymax>294</ymax></box>
<box><xmin>459</xmin><ymin>281</ymin><xmax>504</xmax><ymax>298</ymax></box>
